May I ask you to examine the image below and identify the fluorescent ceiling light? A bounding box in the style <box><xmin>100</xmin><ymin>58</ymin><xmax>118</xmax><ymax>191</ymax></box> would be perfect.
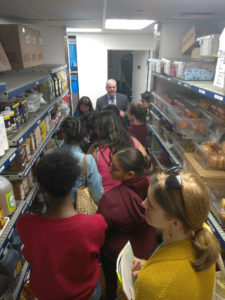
<box><xmin>66</xmin><ymin>28</ymin><xmax>102</xmax><ymax>33</ymax></box>
<box><xmin>105</xmin><ymin>19</ymin><xmax>155</xmax><ymax>30</ymax></box>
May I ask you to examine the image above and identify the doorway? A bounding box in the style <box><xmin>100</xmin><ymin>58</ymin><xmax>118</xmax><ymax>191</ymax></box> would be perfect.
<box><xmin>108</xmin><ymin>50</ymin><xmax>151</xmax><ymax>103</ymax></box>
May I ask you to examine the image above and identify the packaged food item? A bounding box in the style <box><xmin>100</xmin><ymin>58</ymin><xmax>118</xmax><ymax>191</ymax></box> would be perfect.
<box><xmin>11</xmin><ymin>180</ymin><xmax>25</xmax><ymax>200</ymax></box>
<box><xmin>195</xmin><ymin>141</ymin><xmax>225</xmax><ymax>170</ymax></box>
<box><xmin>0</xmin><ymin>111</ymin><xmax>12</xmax><ymax>137</ymax></box>
<box><xmin>40</xmin><ymin>120</ymin><xmax>46</xmax><ymax>139</ymax></box>
<box><xmin>28</xmin><ymin>133</ymin><xmax>36</xmax><ymax>154</ymax></box>
<box><xmin>208</xmin><ymin>184</ymin><xmax>225</xmax><ymax>227</ymax></box>
<box><xmin>26</xmin><ymin>93</ymin><xmax>42</xmax><ymax>113</ymax></box>
<box><xmin>0</xmin><ymin>206</ymin><xmax>5</xmax><ymax>230</ymax></box>
<box><xmin>9</xmin><ymin>143</ymin><xmax>27</xmax><ymax>172</ymax></box>
<box><xmin>18</xmin><ymin>99</ymin><xmax>28</xmax><ymax>124</ymax></box>
<box><xmin>0</xmin><ymin>176</ymin><xmax>16</xmax><ymax>216</ymax></box>
<box><xmin>197</xmin><ymin>34</ymin><xmax>220</xmax><ymax>57</ymax></box>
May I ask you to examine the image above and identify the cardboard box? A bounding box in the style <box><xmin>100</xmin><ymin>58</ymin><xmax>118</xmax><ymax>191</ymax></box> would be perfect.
<box><xmin>29</xmin><ymin>28</ymin><xmax>38</xmax><ymax>67</ymax></box>
<box><xmin>34</xmin><ymin>30</ymin><xmax>44</xmax><ymax>65</ymax></box>
<box><xmin>183</xmin><ymin>153</ymin><xmax>225</xmax><ymax>185</ymax></box>
<box><xmin>0</xmin><ymin>25</ymin><xmax>43</xmax><ymax>69</ymax></box>
<box><xmin>181</xmin><ymin>24</ymin><xmax>219</xmax><ymax>54</ymax></box>
<box><xmin>191</xmin><ymin>47</ymin><xmax>201</xmax><ymax>59</ymax></box>
<box><xmin>0</xmin><ymin>42</ymin><xmax>11</xmax><ymax>72</ymax></box>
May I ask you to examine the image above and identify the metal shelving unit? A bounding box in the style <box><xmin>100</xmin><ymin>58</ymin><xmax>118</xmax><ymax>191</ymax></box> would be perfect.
<box><xmin>7</xmin><ymin>88</ymin><xmax>68</xmax><ymax>146</ymax></box>
<box><xmin>151</xmin><ymin>70</ymin><xmax>225</xmax><ymax>248</ymax></box>
<box><xmin>152</xmin><ymin>71</ymin><xmax>225</xmax><ymax>103</ymax></box>
<box><xmin>207</xmin><ymin>212</ymin><xmax>225</xmax><ymax>249</ymax></box>
<box><xmin>0</xmin><ymin>64</ymin><xmax>67</xmax><ymax>98</ymax></box>
<box><xmin>0</xmin><ymin>63</ymin><xmax>69</xmax><ymax>295</ymax></box>
<box><xmin>0</xmin><ymin>201</ymin><xmax>27</xmax><ymax>255</ymax></box>
<box><xmin>0</xmin><ymin>148</ymin><xmax>18</xmax><ymax>174</ymax></box>
<box><xmin>13</xmin><ymin>261</ymin><xmax>30</xmax><ymax>300</ymax></box>
<box><xmin>148</xmin><ymin>125</ymin><xmax>180</xmax><ymax>166</ymax></box>
<box><xmin>0</xmin><ymin>82</ymin><xmax>7</xmax><ymax>94</ymax></box>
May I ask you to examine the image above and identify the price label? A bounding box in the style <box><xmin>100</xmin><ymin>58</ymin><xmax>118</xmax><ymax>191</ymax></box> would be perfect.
<box><xmin>0</xmin><ymin>165</ymin><xmax>5</xmax><ymax>173</ymax></box>
<box><xmin>37</xmin><ymin>120</ymin><xmax>41</xmax><ymax>125</ymax></box>
<box><xmin>214</xmin><ymin>94</ymin><xmax>223</xmax><ymax>101</ymax></box>
<box><xmin>178</xmin><ymin>81</ymin><xmax>181</xmax><ymax>85</ymax></box>
<box><xmin>9</xmin><ymin>153</ymin><xmax>16</xmax><ymax>162</ymax></box>
<box><xmin>18</xmin><ymin>137</ymin><xmax>23</xmax><ymax>144</ymax></box>
<box><xmin>168</xmin><ymin>78</ymin><xmax>172</xmax><ymax>81</ymax></box>
<box><xmin>184</xmin><ymin>83</ymin><xmax>189</xmax><ymax>88</ymax></box>
<box><xmin>35</xmin><ymin>81</ymin><xmax>39</xmax><ymax>85</ymax></box>
<box><xmin>198</xmin><ymin>89</ymin><xmax>206</xmax><ymax>95</ymax></box>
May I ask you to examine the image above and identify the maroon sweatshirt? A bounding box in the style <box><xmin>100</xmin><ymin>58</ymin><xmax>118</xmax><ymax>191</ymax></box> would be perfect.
<box><xmin>97</xmin><ymin>175</ymin><xmax>158</xmax><ymax>261</ymax></box>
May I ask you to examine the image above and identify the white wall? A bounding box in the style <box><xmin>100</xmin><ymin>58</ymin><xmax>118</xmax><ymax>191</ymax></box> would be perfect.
<box><xmin>132</xmin><ymin>51</ymin><xmax>150</xmax><ymax>102</ymax></box>
<box><xmin>31</xmin><ymin>25</ymin><xmax>66</xmax><ymax>65</ymax></box>
<box><xmin>76</xmin><ymin>33</ymin><xmax>154</xmax><ymax>108</ymax></box>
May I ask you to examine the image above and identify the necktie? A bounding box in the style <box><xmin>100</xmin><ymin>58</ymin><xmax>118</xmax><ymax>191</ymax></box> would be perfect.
<box><xmin>110</xmin><ymin>96</ymin><xmax>115</xmax><ymax>104</ymax></box>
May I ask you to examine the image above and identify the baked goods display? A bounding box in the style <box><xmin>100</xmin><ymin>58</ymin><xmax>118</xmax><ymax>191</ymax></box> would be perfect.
<box><xmin>208</xmin><ymin>185</ymin><xmax>225</xmax><ymax>226</ymax></box>
<box><xmin>195</xmin><ymin>141</ymin><xmax>225</xmax><ymax>170</ymax></box>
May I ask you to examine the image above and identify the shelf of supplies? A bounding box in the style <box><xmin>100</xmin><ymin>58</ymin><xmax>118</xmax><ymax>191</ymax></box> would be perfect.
<box><xmin>0</xmin><ymin>64</ymin><xmax>68</xmax><ymax>98</ymax></box>
<box><xmin>152</xmin><ymin>71</ymin><xmax>225</xmax><ymax>103</ymax></box>
<box><xmin>148</xmin><ymin>125</ymin><xmax>180</xmax><ymax>167</ymax></box>
<box><xmin>151</xmin><ymin>103</ymin><xmax>182</xmax><ymax>136</ymax></box>
<box><xmin>0</xmin><ymin>70</ymin><xmax>50</xmax><ymax>98</ymax></box>
<box><xmin>4</xmin><ymin>123</ymin><xmax>59</xmax><ymax>180</ymax></box>
<box><xmin>0</xmin><ymin>201</ymin><xmax>27</xmax><ymax>255</ymax></box>
<box><xmin>29</xmin><ymin>64</ymin><xmax>68</xmax><ymax>74</ymax></box>
<box><xmin>7</xmin><ymin>89</ymin><xmax>69</xmax><ymax>147</ymax></box>
<box><xmin>0</xmin><ymin>148</ymin><xmax>18</xmax><ymax>174</ymax></box>
<box><xmin>0</xmin><ymin>82</ymin><xmax>6</xmax><ymax>94</ymax></box>
<box><xmin>207</xmin><ymin>212</ymin><xmax>225</xmax><ymax>249</ymax></box>
<box><xmin>13</xmin><ymin>261</ymin><xmax>30</xmax><ymax>300</ymax></box>
<box><xmin>25</xmin><ymin>183</ymin><xmax>39</xmax><ymax>208</ymax></box>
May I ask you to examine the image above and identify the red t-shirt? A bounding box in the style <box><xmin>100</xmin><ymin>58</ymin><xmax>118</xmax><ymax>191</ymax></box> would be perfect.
<box><xmin>17</xmin><ymin>213</ymin><xmax>107</xmax><ymax>300</ymax></box>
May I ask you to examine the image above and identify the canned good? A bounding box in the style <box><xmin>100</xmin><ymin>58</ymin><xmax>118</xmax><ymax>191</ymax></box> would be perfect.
<box><xmin>9</xmin><ymin>111</ymin><xmax>17</xmax><ymax>132</ymax></box>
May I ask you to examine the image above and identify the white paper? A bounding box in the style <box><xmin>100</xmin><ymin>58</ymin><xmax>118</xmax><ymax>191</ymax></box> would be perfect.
<box><xmin>116</xmin><ymin>241</ymin><xmax>135</xmax><ymax>300</ymax></box>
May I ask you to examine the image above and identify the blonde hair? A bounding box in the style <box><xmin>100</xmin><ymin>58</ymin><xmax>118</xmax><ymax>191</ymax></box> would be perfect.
<box><xmin>150</xmin><ymin>171</ymin><xmax>220</xmax><ymax>272</ymax></box>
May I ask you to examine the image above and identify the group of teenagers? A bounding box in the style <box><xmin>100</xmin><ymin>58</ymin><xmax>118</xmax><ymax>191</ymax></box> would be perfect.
<box><xmin>16</xmin><ymin>79</ymin><xmax>221</xmax><ymax>300</ymax></box>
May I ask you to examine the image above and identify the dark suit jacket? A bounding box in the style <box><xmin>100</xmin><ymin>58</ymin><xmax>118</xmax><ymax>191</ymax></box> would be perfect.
<box><xmin>96</xmin><ymin>93</ymin><xmax>129</xmax><ymax>112</ymax></box>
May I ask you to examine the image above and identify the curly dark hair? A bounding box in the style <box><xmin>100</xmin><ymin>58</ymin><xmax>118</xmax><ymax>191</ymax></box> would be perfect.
<box><xmin>76</xmin><ymin>96</ymin><xmax>93</xmax><ymax>113</ymax></box>
<box><xmin>94</xmin><ymin>110</ymin><xmax>133</xmax><ymax>155</ymax></box>
<box><xmin>128</xmin><ymin>102</ymin><xmax>147</xmax><ymax>123</ymax></box>
<box><xmin>61</xmin><ymin>116</ymin><xmax>86</xmax><ymax>144</ymax></box>
<box><xmin>36</xmin><ymin>149</ymin><xmax>81</xmax><ymax>199</ymax></box>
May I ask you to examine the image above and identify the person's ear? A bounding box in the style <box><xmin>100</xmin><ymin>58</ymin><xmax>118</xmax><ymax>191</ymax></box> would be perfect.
<box><xmin>171</xmin><ymin>218</ymin><xmax>183</xmax><ymax>231</ymax></box>
<box><xmin>126</xmin><ymin>170</ymin><xmax>135</xmax><ymax>180</ymax></box>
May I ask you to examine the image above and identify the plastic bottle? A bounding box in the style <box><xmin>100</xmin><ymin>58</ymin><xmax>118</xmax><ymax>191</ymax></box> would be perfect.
<box><xmin>0</xmin><ymin>176</ymin><xmax>16</xmax><ymax>216</ymax></box>
<box><xmin>0</xmin><ymin>247</ymin><xmax>22</xmax><ymax>289</ymax></box>
<box><xmin>0</xmin><ymin>206</ymin><xmax>5</xmax><ymax>230</ymax></box>
<box><xmin>0</xmin><ymin>116</ymin><xmax>9</xmax><ymax>151</ymax></box>
<box><xmin>9</xmin><ymin>229</ymin><xmax>24</xmax><ymax>263</ymax></box>
<box><xmin>0</xmin><ymin>273</ymin><xmax>13</xmax><ymax>300</ymax></box>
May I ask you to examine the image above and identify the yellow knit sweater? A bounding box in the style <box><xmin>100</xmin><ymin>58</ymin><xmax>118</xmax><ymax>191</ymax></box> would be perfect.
<box><xmin>134</xmin><ymin>239</ymin><xmax>215</xmax><ymax>300</ymax></box>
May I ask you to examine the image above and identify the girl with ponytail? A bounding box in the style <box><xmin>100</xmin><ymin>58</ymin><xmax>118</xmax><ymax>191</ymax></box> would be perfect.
<box><xmin>133</xmin><ymin>170</ymin><xmax>220</xmax><ymax>300</ymax></box>
<box><xmin>97</xmin><ymin>147</ymin><xmax>157</xmax><ymax>300</ymax></box>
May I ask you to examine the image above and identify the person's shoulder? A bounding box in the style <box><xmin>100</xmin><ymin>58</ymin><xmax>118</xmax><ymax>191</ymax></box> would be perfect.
<box><xmin>79</xmin><ymin>213</ymin><xmax>107</xmax><ymax>229</ymax></box>
<box><xmin>17</xmin><ymin>213</ymin><xmax>38</xmax><ymax>228</ymax></box>
<box><xmin>117</xmin><ymin>93</ymin><xmax>129</xmax><ymax>100</ymax></box>
<box><xmin>97</xmin><ymin>94</ymin><xmax>107</xmax><ymax>101</ymax></box>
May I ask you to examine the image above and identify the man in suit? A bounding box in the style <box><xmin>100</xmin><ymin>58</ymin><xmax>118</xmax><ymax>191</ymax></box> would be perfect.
<box><xmin>96</xmin><ymin>79</ymin><xmax>129</xmax><ymax>115</ymax></box>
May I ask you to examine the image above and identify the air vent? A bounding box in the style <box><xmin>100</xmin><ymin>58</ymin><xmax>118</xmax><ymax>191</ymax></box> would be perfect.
<box><xmin>180</xmin><ymin>12</ymin><xmax>214</xmax><ymax>16</ymax></box>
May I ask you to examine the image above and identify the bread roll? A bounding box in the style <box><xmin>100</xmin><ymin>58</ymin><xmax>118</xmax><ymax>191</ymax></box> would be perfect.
<box><xmin>208</xmin><ymin>155</ymin><xmax>218</xmax><ymax>168</ymax></box>
<box><xmin>221</xmin><ymin>141</ymin><xmax>225</xmax><ymax>153</ymax></box>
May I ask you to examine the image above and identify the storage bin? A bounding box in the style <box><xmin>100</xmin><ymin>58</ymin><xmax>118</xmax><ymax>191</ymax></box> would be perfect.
<box><xmin>194</xmin><ymin>141</ymin><xmax>225</xmax><ymax>170</ymax></box>
<box><xmin>26</xmin><ymin>92</ymin><xmax>42</xmax><ymax>112</ymax></box>
<box><xmin>170</xmin><ymin>106</ymin><xmax>213</xmax><ymax>137</ymax></box>
<box><xmin>197</xmin><ymin>34</ymin><xmax>220</xmax><ymax>57</ymax></box>
<box><xmin>150</xmin><ymin>110</ymin><xmax>163</xmax><ymax>136</ymax></box>
<box><xmin>175</xmin><ymin>61</ymin><xmax>216</xmax><ymax>81</ymax></box>
<box><xmin>172</xmin><ymin>136</ymin><xmax>195</xmax><ymax>160</ymax></box>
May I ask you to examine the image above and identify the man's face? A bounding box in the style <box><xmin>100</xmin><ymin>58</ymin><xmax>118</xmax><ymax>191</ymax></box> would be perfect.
<box><xmin>106</xmin><ymin>81</ymin><xmax>117</xmax><ymax>97</ymax></box>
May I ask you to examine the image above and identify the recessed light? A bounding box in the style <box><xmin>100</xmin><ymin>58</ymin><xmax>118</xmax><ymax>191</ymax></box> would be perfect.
<box><xmin>66</xmin><ymin>28</ymin><xmax>102</xmax><ymax>33</ymax></box>
<box><xmin>105</xmin><ymin>19</ymin><xmax>155</xmax><ymax>30</ymax></box>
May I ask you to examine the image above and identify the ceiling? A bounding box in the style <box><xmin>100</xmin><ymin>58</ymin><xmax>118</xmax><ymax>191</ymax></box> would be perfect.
<box><xmin>0</xmin><ymin>0</ymin><xmax>225</xmax><ymax>33</ymax></box>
